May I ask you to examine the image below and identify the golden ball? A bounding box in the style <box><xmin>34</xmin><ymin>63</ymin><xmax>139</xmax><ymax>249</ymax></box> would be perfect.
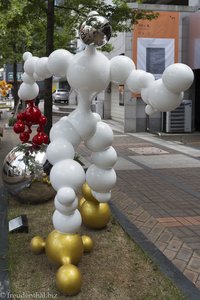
<box><xmin>78</xmin><ymin>197</ymin><xmax>86</xmax><ymax>210</ymax></box>
<box><xmin>30</xmin><ymin>236</ymin><xmax>45</xmax><ymax>254</ymax></box>
<box><xmin>56</xmin><ymin>264</ymin><xmax>82</xmax><ymax>296</ymax></box>
<box><xmin>82</xmin><ymin>235</ymin><xmax>94</xmax><ymax>253</ymax></box>
<box><xmin>82</xmin><ymin>182</ymin><xmax>98</xmax><ymax>203</ymax></box>
<box><xmin>45</xmin><ymin>231</ymin><xmax>84</xmax><ymax>266</ymax></box>
<box><xmin>80</xmin><ymin>201</ymin><xmax>111</xmax><ymax>229</ymax></box>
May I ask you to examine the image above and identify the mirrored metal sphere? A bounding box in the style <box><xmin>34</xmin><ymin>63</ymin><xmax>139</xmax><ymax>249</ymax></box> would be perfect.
<box><xmin>2</xmin><ymin>143</ymin><xmax>55</xmax><ymax>204</ymax></box>
<box><xmin>79</xmin><ymin>14</ymin><xmax>112</xmax><ymax>47</ymax></box>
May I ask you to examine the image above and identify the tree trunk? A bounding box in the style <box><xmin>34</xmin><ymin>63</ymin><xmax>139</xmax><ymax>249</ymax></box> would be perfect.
<box><xmin>44</xmin><ymin>0</ymin><xmax>54</xmax><ymax>135</ymax></box>
<box><xmin>13</xmin><ymin>61</ymin><xmax>19</xmax><ymax>108</ymax></box>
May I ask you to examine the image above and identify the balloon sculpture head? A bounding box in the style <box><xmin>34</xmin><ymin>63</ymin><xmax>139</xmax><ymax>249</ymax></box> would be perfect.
<box><xmin>79</xmin><ymin>11</ymin><xmax>112</xmax><ymax>47</ymax></box>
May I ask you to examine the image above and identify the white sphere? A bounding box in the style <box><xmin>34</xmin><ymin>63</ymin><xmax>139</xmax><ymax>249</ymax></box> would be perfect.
<box><xmin>148</xmin><ymin>79</ymin><xmax>184</xmax><ymax>112</ymax></box>
<box><xmin>21</xmin><ymin>72</ymin><xmax>35</xmax><ymax>84</ymax></box>
<box><xmin>54</xmin><ymin>196</ymin><xmax>78</xmax><ymax>215</ymax></box>
<box><xmin>85</xmin><ymin>121</ymin><xmax>113</xmax><ymax>152</ymax></box>
<box><xmin>67</xmin><ymin>49</ymin><xmax>110</xmax><ymax>93</ymax></box>
<box><xmin>57</xmin><ymin>187</ymin><xmax>76</xmax><ymax>206</ymax></box>
<box><xmin>48</xmin><ymin>49</ymin><xmax>73</xmax><ymax>77</ymax></box>
<box><xmin>91</xmin><ymin>146</ymin><xmax>117</xmax><ymax>169</ymax></box>
<box><xmin>162</xmin><ymin>63</ymin><xmax>194</xmax><ymax>93</ymax></box>
<box><xmin>23</xmin><ymin>51</ymin><xmax>32</xmax><ymax>61</ymax></box>
<box><xmin>18</xmin><ymin>82</ymin><xmax>39</xmax><ymax>100</ymax></box>
<box><xmin>92</xmin><ymin>191</ymin><xmax>111</xmax><ymax>203</ymax></box>
<box><xmin>86</xmin><ymin>164</ymin><xmax>116</xmax><ymax>193</ymax></box>
<box><xmin>24</xmin><ymin>56</ymin><xmax>38</xmax><ymax>75</ymax></box>
<box><xmin>145</xmin><ymin>105</ymin><xmax>157</xmax><ymax>116</ymax></box>
<box><xmin>50</xmin><ymin>159</ymin><xmax>85</xmax><ymax>192</ymax></box>
<box><xmin>126</xmin><ymin>70</ymin><xmax>155</xmax><ymax>93</ymax></box>
<box><xmin>52</xmin><ymin>209</ymin><xmax>82</xmax><ymax>233</ymax></box>
<box><xmin>35</xmin><ymin>57</ymin><xmax>52</xmax><ymax>79</ymax></box>
<box><xmin>50</xmin><ymin>118</ymin><xmax>81</xmax><ymax>148</ymax></box>
<box><xmin>110</xmin><ymin>56</ymin><xmax>135</xmax><ymax>84</ymax></box>
<box><xmin>46</xmin><ymin>138</ymin><xmax>75</xmax><ymax>165</ymax></box>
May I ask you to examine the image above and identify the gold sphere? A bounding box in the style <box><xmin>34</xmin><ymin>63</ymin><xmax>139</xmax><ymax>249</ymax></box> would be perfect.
<box><xmin>80</xmin><ymin>200</ymin><xmax>111</xmax><ymax>229</ymax></box>
<box><xmin>82</xmin><ymin>182</ymin><xmax>98</xmax><ymax>203</ymax></box>
<box><xmin>56</xmin><ymin>264</ymin><xmax>82</xmax><ymax>296</ymax></box>
<box><xmin>45</xmin><ymin>230</ymin><xmax>84</xmax><ymax>266</ymax></box>
<box><xmin>30</xmin><ymin>236</ymin><xmax>45</xmax><ymax>254</ymax></box>
<box><xmin>82</xmin><ymin>235</ymin><xmax>94</xmax><ymax>253</ymax></box>
<box><xmin>78</xmin><ymin>197</ymin><xmax>86</xmax><ymax>210</ymax></box>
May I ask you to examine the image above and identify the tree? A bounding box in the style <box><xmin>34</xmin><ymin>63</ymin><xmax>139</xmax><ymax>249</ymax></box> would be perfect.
<box><xmin>0</xmin><ymin>0</ymin><xmax>157</xmax><ymax>134</ymax></box>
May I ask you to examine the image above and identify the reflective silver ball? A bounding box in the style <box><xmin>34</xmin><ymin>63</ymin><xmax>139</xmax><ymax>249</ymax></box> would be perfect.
<box><xmin>2</xmin><ymin>143</ymin><xmax>55</xmax><ymax>204</ymax></box>
<box><xmin>79</xmin><ymin>14</ymin><xmax>112</xmax><ymax>47</ymax></box>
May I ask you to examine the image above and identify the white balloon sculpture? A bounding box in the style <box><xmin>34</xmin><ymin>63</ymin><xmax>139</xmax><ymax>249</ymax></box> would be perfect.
<box><xmin>18</xmin><ymin>11</ymin><xmax>194</xmax><ymax>295</ymax></box>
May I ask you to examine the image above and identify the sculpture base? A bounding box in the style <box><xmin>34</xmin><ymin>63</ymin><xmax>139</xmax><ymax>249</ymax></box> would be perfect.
<box><xmin>30</xmin><ymin>230</ymin><xmax>93</xmax><ymax>296</ymax></box>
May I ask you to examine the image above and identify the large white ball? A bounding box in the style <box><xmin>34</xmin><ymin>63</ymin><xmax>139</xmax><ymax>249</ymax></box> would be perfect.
<box><xmin>50</xmin><ymin>118</ymin><xmax>81</xmax><ymax>148</ymax></box>
<box><xmin>92</xmin><ymin>191</ymin><xmax>111</xmax><ymax>203</ymax></box>
<box><xmin>48</xmin><ymin>49</ymin><xmax>73</xmax><ymax>77</ymax></box>
<box><xmin>126</xmin><ymin>70</ymin><xmax>155</xmax><ymax>93</ymax></box>
<box><xmin>148</xmin><ymin>79</ymin><xmax>184</xmax><ymax>112</ymax></box>
<box><xmin>35</xmin><ymin>57</ymin><xmax>52</xmax><ymax>79</ymax></box>
<box><xmin>85</xmin><ymin>121</ymin><xmax>113</xmax><ymax>152</ymax></box>
<box><xmin>110</xmin><ymin>56</ymin><xmax>135</xmax><ymax>85</ymax></box>
<box><xmin>162</xmin><ymin>63</ymin><xmax>194</xmax><ymax>93</ymax></box>
<box><xmin>24</xmin><ymin>56</ymin><xmax>38</xmax><ymax>75</ymax></box>
<box><xmin>67</xmin><ymin>49</ymin><xmax>110</xmax><ymax>93</ymax></box>
<box><xmin>18</xmin><ymin>82</ymin><xmax>39</xmax><ymax>100</ymax></box>
<box><xmin>91</xmin><ymin>146</ymin><xmax>117</xmax><ymax>169</ymax></box>
<box><xmin>50</xmin><ymin>159</ymin><xmax>85</xmax><ymax>192</ymax></box>
<box><xmin>46</xmin><ymin>138</ymin><xmax>75</xmax><ymax>165</ymax></box>
<box><xmin>141</xmin><ymin>87</ymin><xmax>150</xmax><ymax>104</ymax></box>
<box><xmin>86</xmin><ymin>164</ymin><xmax>116</xmax><ymax>193</ymax></box>
<box><xmin>57</xmin><ymin>187</ymin><xmax>76</xmax><ymax>206</ymax></box>
<box><xmin>53</xmin><ymin>209</ymin><xmax>82</xmax><ymax>233</ymax></box>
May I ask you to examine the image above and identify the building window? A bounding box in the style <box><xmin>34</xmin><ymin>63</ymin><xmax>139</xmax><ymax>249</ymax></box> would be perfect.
<box><xmin>119</xmin><ymin>85</ymin><xmax>124</xmax><ymax>106</ymax></box>
<box><xmin>146</xmin><ymin>47</ymin><xmax>165</xmax><ymax>74</ymax></box>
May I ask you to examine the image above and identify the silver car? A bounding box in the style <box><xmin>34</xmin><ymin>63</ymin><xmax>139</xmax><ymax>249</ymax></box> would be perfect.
<box><xmin>52</xmin><ymin>89</ymin><xmax>69</xmax><ymax>104</ymax></box>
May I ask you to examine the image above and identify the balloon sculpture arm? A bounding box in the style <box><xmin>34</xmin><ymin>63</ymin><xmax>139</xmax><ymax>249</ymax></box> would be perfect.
<box><xmin>85</xmin><ymin>117</ymin><xmax>117</xmax><ymax>203</ymax></box>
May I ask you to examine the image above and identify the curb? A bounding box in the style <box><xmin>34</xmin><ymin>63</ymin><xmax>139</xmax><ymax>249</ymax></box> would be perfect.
<box><xmin>0</xmin><ymin>187</ymin><xmax>10</xmax><ymax>299</ymax></box>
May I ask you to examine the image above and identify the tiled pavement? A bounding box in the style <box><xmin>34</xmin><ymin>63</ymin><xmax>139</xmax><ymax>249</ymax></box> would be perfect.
<box><xmin>79</xmin><ymin>123</ymin><xmax>200</xmax><ymax>295</ymax></box>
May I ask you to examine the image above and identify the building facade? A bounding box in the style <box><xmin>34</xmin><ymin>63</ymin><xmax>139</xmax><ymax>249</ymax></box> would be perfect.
<box><xmin>105</xmin><ymin>0</ymin><xmax>200</xmax><ymax>133</ymax></box>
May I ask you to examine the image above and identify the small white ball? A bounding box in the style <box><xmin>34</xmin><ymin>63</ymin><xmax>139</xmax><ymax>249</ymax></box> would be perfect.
<box><xmin>91</xmin><ymin>191</ymin><xmax>111</xmax><ymax>203</ymax></box>
<box><xmin>86</xmin><ymin>164</ymin><xmax>116</xmax><ymax>193</ymax></box>
<box><xmin>24</xmin><ymin>56</ymin><xmax>38</xmax><ymax>75</ymax></box>
<box><xmin>85</xmin><ymin>121</ymin><xmax>113</xmax><ymax>152</ymax></box>
<box><xmin>23</xmin><ymin>51</ymin><xmax>32</xmax><ymax>61</ymax></box>
<box><xmin>162</xmin><ymin>63</ymin><xmax>194</xmax><ymax>93</ymax></box>
<box><xmin>50</xmin><ymin>159</ymin><xmax>85</xmax><ymax>192</ymax></box>
<box><xmin>35</xmin><ymin>57</ymin><xmax>52</xmax><ymax>79</ymax></box>
<box><xmin>57</xmin><ymin>187</ymin><xmax>76</xmax><ymax>205</ymax></box>
<box><xmin>110</xmin><ymin>56</ymin><xmax>135</xmax><ymax>85</ymax></box>
<box><xmin>54</xmin><ymin>196</ymin><xmax>78</xmax><ymax>215</ymax></box>
<box><xmin>126</xmin><ymin>70</ymin><xmax>155</xmax><ymax>93</ymax></box>
<box><xmin>48</xmin><ymin>49</ymin><xmax>73</xmax><ymax>77</ymax></box>
<box><xmin>46</xmin><ymin>138</ymin><xmax>75</xmax><ymax>165</ymax></box>
<box><xmin>91</xmin><ymin>146</ymin><xmax>117</xmax><ymax>169</ymax></box>
<box><xmin>21</xmin><ymin>72</ymin><xmax>35</xmax><ymax>84</ymax></box>
<box><xmin>145</xmin><ymin>105</ymin><xmax>157</xmax><ymax>116</ymax></box>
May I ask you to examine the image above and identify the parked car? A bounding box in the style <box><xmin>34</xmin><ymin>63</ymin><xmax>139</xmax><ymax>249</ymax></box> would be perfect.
<box><xmin>52</xmin><ymin>89</ymin><xmax>69</xmax><ymax>104</ymax></box>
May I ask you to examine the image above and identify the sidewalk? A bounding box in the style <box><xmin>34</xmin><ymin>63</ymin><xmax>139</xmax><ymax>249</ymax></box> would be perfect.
<box><xmin>2</xmin><ymin>114</ymin><xmax>200</xmax><ymax>298</ymax></box>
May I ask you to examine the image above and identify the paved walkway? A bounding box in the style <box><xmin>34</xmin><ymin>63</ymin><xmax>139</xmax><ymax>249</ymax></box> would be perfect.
<box><xmin>2</xmin><ymin>111</ymin><xmax>200</xmax><ymax>298</ymax></box>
